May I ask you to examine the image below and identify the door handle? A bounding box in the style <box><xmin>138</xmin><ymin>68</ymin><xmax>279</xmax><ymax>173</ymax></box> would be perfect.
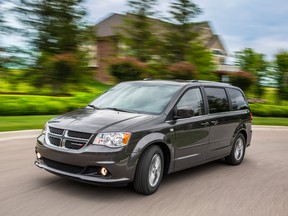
<box><xmin>211</xmin><ymin>120</ymin><xmax>218</xmax><ymax>125</ymax></box>
<box><xmin>201</xmin><ymin>122</ymin><xmax>209</xmax><ymax>127</ymax></box>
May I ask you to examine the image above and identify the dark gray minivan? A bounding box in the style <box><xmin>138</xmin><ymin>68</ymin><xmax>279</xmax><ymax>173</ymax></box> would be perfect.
<box><xmin>35</xmin><ymin>80</ymin><xmax>252</xmax><ymax>195</ymax></box>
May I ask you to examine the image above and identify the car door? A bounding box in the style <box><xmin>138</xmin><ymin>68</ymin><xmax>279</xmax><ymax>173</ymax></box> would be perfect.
<box><xmin>204</xmin><ymin>87</ymin><xmax>236</xmax><ymax>160</ymax></box>
<box><xmin>173</xmin><ymin>87</ymin><xmax>210</xmax><ymax>170</ymax></box>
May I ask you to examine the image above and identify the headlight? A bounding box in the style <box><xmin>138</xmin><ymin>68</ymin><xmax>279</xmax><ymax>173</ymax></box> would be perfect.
<box><xmin>42</xmin><ymin>123</ymin><xmax>48</xmax><ymax>134</ymax></box>
<box><xmin>93</xmin><ymin>132</ymin><xmax>131</xmax><ymax>148</ymax></box>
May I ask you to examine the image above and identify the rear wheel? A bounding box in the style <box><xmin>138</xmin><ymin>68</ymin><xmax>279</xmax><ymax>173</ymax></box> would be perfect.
<box><xmin>225</xmin><ymin>133</ymin><xmax>246</xmax><ymax>165</ymax></box>
<box><xmin>133</xmin><ymin>145</ymin><xmax>164</xmax><ymax>195</ymax></box>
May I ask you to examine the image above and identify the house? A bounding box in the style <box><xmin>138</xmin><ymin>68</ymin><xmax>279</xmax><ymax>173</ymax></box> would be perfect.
<box><xmin>92</xmin><ymin>13</ymin><xmax>233</xmax><ymax>82</ymax></box>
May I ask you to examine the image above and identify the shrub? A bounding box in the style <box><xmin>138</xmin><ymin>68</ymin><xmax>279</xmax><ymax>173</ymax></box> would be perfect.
<box><xmin>229</xmin><ymin>71</ymin><xmax>254</xmax><ymax>92</ymax></box>
<box><xmin>109</xmin><ymin>57</ymin><xmax>146</xmax><ymax>82</ymax></box>
<box><xmin>167</xmin><ymin>62</ymin><xmax>197</xmax><ymax>80</ymax></box>
<box><xmin>144</xmin><ymin>64</ymin><xmax>169</xmax><ymax>79</ymax></box>
<box><xmin>0</xmin><ymin>93</ymin><xmax>102</xmax><ymax>116</ymax></box>
<box><xmin>249</xmin><ymin>104</ymin><xmax>288</xmax><ymax>117</ymax></box>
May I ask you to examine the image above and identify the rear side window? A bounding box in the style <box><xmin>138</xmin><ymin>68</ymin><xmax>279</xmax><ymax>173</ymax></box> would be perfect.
<box><xmin>227</xmin><ymin>88</ymin><xmax>248</xmax><ymax>111</ymax></box>
<box><xmin>205</xmin><ymin>87</ymin><xmax>229</xmax><ymax>114</ymax></box>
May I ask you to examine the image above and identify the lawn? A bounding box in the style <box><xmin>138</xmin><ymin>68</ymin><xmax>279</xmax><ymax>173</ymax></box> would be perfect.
<box><xmin>0</xmin><ymin>115</ymin><xmax>287</xmax><ymax>132</ymax></box>
<box><xmin>0</xmin><ymin>115</ymin><xmax>56</xmax><ymax>132</ymax></box>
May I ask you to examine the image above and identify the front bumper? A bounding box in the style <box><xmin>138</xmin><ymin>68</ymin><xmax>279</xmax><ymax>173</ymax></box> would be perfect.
<box><xmin>35</xmin><ymin>134</ymin><xmax>139</xmax><ymax>186</ymax></box>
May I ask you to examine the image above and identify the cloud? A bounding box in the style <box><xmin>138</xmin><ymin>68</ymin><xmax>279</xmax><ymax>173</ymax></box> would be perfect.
<box><xmin>250</xmin><ymin>37</ymin><xmax>288</xmax><ymax>58</ymax></box>
<box><xmin>191</xmin><ymin>0</ymin><xmax>288</xmax><ymax>58</ymax></box>
<box><xmin>85</xmin><ymin>0</ymin><xmax>128</xmax><ymax>23</ymax></box>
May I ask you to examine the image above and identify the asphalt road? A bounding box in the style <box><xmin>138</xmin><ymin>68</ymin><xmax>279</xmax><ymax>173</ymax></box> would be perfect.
<box><xmin>0</xmin><ymin>126</ymin><xmax>288</xmax><ymax>216</ymax></box>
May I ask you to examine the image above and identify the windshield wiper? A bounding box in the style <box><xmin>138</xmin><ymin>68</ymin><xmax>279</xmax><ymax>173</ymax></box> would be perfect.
<box><xmin>87</xmin><ymin>104</ymin><xmax>99</xmax><ymax>109</ymax></box>
<box><xmin>102</xmin><ymin>107</ymin><xmax>131</xmax><ymax>113</ymax></box>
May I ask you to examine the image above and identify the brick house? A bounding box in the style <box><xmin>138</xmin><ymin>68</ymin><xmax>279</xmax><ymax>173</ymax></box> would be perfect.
<box><xmin>92</xmin><ymin>13</ymin><xmax>235</xmax><ymax>82</ymax></box>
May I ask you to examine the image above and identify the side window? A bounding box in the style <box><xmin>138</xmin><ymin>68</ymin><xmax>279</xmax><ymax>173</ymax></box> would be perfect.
<box><xmin>177</xmin><ymin>88</ymin><xmax>204</xmax><ymax>116</ymax></box>
<box><xmin>227</xmin><ymin>88</ymin><xmax>248</xmax><ymax>111</ymax></box>
<box><xmin>205</xmin><ymin>87</ymin><xmax>229</xmax><ymax>114</ymax></box>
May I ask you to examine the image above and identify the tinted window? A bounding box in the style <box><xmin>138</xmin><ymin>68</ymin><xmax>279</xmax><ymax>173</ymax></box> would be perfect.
<box><xmin>177</xmin><ymin>88</ymin><xmax>204</xmax><ymax>116</ymax></box>
<box><xmin>205</xmin><ymin>87</ymin><xmax>229</xmax><ymax>113</ymax></box>
<box><xmin>227</xmin><ymin>88</ymin><xmax>248</xmax><ymax>111</ymax></box>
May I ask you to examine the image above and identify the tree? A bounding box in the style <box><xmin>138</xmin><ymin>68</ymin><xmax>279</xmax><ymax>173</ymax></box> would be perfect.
<box><xmin>0</xmin><ymin>0</ymin><xmax>8</xmax><ymax>70</ymax></box>
<box><xmin>119</xmin><ymin>0</ymin><xmax>159</xmax><ymax>63</ymax></box>
<box><xmin>14</xmin><ymin>0</ymin><xmax>91</xmax><ymax>92</ymax></box>
<box><xmin>186</xmin><ymin>42</ymin><xmax>217</xmax><ymax>81</ymax></box>
<box><xmin>235</xmin><ymin>48</ymin><xmax>268</xmax><ymax>98</ymax></box>
<box><xmin>275</xmin><ymin>51</ymin><xmax>288</xmax><ymax>101</ymax></box>
<box><xmin>163</xmin><ymin>0</ymin><xmax>217</xmax><ymax>80</ymax></box>
<box><xmin>165</xmin><ymin>0</ymin><xmax>202</xmax><ymax>63</ymax></box>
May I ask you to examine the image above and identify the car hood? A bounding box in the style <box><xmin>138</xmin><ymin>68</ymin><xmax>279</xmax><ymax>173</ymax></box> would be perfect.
<box><xmin>48</xmin><ymin>108</ymin><xmax>154</xmax><ymax>133</ymax></box>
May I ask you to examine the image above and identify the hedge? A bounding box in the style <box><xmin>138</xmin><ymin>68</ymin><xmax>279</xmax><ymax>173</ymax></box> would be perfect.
<box><xmin>0</xmin><ymin>93</ymin><xmax>101</xmax><ymax>116</ymax></box>
<box><xmin>249</xmin><ymin>104</ymin><xmax>288</xmax><ymax>118</ymax></box>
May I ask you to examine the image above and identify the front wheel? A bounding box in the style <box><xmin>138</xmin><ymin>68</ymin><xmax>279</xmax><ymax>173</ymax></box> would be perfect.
<box><xmin>133</xmin><ymin>145</ymin><xmax>164</xmax><ymax>195</ymax></box>
<box><xmin>225</xmin><ymin>133</ymin><xmax>246</xmax><ymax>165</ymax></box>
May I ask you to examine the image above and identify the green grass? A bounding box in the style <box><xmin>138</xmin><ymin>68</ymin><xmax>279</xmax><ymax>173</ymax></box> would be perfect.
<box><xmin>252</xmin><ymin>117</ymin><xmax>288</xmax><ymax>126</ymax></box>
<box><xmin>0</xmin><ymin>115</ymin><xmax>287</xmax><ymax>132</ymax></box>
<box><xmin>0</xmin><ymin>115</ymin><xmax>56</xmax><ymax>132</ymax></box>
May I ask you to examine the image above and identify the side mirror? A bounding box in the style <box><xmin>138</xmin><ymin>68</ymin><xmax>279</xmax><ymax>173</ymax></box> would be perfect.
<box><xmin>175</xmin><ymin>106</ymin><xmax>194</xmax><ymax>119</ymax></box>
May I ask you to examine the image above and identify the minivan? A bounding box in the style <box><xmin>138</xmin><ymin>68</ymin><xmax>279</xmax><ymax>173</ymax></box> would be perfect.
<box><xmin>35</xmin><ymin>80</ymin><xmax>252</xmax><ymax>195</ymax></box>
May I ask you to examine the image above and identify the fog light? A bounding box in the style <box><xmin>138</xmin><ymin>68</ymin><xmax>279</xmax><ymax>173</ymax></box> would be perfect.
<box><xmin>36</xmin><ymin>152</ymin><xmax>42</xmax><ymax>159</ymax></box>
<box><xmin>100</xmin><ymin>167</ymin><xmax>108</xmax><ymax>176</ymax></box>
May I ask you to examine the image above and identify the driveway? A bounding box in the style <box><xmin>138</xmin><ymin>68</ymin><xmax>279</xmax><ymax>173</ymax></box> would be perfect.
<box><xmin>0</xmin><ymin>126</ymin><xmax>287</xmax><ymax>216</ymax></box>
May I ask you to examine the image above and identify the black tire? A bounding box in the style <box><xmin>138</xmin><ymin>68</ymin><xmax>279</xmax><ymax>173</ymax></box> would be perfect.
<box><xmin>133</xmin><ymin>145</ymin><xmax>164</xmax><ymax>195</ymax></box>
<box><xmin>225</xmin><ymin>133</ymin><xmax>246</xmax><ymax>165</ymax></box>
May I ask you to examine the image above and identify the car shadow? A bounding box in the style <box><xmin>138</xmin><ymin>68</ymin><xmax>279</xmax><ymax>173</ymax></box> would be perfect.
<box><xmin>36</xmin><ymin>158</ymin><xmax>240</xmax><ymax>199</ymax></box>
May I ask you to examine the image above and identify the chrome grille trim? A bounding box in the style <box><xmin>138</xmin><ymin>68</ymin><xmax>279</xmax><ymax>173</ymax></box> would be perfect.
<box><xmin>46</xmin><ymin>126</ymin><xmax>93</xmax><ymax>150</ymax></box>
<box><xmin>49</xmin><ymin>127</ymin><xmax>64</xmax><ymax>136</ymax></box>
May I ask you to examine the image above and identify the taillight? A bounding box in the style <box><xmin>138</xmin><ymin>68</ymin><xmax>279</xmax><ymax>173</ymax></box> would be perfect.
<box><xmin>250</xmin><ymin>112</ymin><xmax>253</xmax><ymax>121</ymax></box>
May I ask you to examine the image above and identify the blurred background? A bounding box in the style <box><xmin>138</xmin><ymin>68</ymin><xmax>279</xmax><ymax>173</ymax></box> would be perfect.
<box><xmin>0</xmin><ymin>0</ymin><xmax>287</xmax><ymax>131</ymax></box>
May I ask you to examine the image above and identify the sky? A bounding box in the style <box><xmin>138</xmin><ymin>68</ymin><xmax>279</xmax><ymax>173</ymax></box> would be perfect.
<box><xmin>85</xmin><ymin>0</ymin><xmax>288</xmax><ymax>61</ymax></box>
<box><xmin>2</xmin><ymin>0</ymin><xmax>288</xmax><ymax>62</ymax></box>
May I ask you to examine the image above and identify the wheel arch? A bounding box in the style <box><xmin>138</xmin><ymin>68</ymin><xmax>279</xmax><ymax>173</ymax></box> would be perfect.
<box><xmin>133</xmin><ymin>133</ymin><xmax>174</xmax><ymax>176</ymax></box>
<box><xmin>234</xmin><ymin>124</ymin><xmax>248</xmax><ymax>145</ymax></box>
<box><xmin>237</xmin><ymin>129</ymin><xmax>248</xmax><ymax>145</ymax></box>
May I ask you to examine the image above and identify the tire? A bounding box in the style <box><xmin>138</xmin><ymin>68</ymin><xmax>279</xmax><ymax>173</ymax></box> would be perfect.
<box><xmin>225</xmin><ymin>133</ymin><xmax>246</xmax><ymax>165</ymax></box>
<box><xmin>133</xmin><ymin>145</ymin><xmax>164</xmax><ymax>195</ymax></box>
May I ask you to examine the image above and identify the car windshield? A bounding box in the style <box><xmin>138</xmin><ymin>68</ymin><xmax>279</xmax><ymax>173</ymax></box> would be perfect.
<box><xmin>89</xmin><ymin>82</ymin><xmax>181</xmax><ymax>114</ymax></box>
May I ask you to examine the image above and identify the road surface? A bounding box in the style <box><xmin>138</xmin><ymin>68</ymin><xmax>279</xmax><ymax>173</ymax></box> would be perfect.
<box><xmin>0</xmin><ymin>126</ymin><xmax>288</xmax><ymax>216</ymax></box>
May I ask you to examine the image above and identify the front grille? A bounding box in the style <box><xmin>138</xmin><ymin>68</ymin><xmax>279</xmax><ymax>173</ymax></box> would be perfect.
<box><xmin>65</xmin><ymin>140</ymin><xmax>85</xmax><ymax>150</ymax></box>
<box><xmin>48</xmin><ymin>135</ymin><xmax>61</xmax><ymax>147</ymax></box>
<box><xmin>46</xmin><ymin>126</ymin><xmax>92</xmax><ymax>150</ymax></box>
<box><xmin>49</xmin><ymin>127</ymin><xmax>64</xmax><ymax>135</ymax></box>
<box><xmin>67</xmin><ymin>130</ymin><xmax>92</xmax><ymax>140</ymax></box>
<box><xmin>43</xmin><ymin>158</ymin><xmax>84</xmax><ymax>174</ymax></box>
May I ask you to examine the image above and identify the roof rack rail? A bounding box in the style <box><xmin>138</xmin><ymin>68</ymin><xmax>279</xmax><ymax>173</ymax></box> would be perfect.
<box><xmin>187</xmin><ymin>80</ymin><xmax>231</xmax><ymax>85</ymax></box>
<box><xmin>143</xmin><ymin>78</ymin><xmax>154</xmax><ymax>81</ymax></box>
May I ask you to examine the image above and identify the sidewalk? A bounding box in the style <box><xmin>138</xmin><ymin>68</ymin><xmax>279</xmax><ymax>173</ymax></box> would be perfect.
<box><xmin>252</xmin><ymin>125</ymin><xmax>288</xmax><ymax>130</ymax></box>
<box><xmin>0</xmin><ymin>130</ymin><xmax>41</xmax><ymax>142</ymax></box>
